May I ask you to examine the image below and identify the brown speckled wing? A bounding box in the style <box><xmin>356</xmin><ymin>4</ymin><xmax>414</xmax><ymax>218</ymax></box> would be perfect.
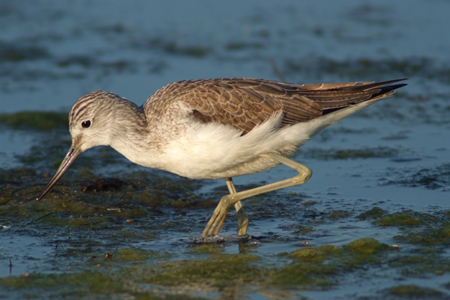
<box><xmin>145</xmin><ymin>78</ymin><xmax>406</xmax><ymax>135</ymax></box>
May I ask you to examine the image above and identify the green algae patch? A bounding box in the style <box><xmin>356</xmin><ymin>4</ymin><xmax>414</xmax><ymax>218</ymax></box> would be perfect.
<box><xmin>387</xmin><ymin>255</ymin><xmax>450</xmax><ymax>277</ymax></box>
<box><xmin>172</xmin><ymin>198</ymin><xmax>218</xmax><ymax>208</ymax></box>
<box><xmin>439</xmin><ymin>223</ymin><xmax>450</xmax><ymax>238</ymax></box>
<box><xmin>108</xmin><ymin>248</ymin><xmax>169</xmax><ymax>262</ymax></box>
<box><xmin>357</xmin><ymin>207</ymin><xmax>386</xmax><ymax>219</ymax></box>
<box><xmin>144</xmin><ymin>254</ymin><xmax>263</xmax><ymax>288</ymax></box>
<box><xmin>120</xmin><ymin>189</ymin><xmax>170</xmax><ymax>207</ymax></box>
<box><xmin>327</xmin><ymin>210</ymin><xmax>350</xmax><ymax>220</ymax></box>
<box><xmin>389</xmin><ymin>255</ymin><xmax>433</xmax><ymax>268</ymax></box>
<box><xmin>302</xmin><ymin>200</ymin><xmax>315</xmax><ymax>206</ymax></box>
<box><xmin>114</xmin><ymin>248</ymin><xmax>154</xmax><ymax>261</ymax></box>
<box><xmin>117</xmin><ymin>229</ymin><xmax>156</xmax><ymax>241</ymax></box>
<box><xmin>288</xmin><ymin>239</ymin><xmax>390</xmax><ymax>269</ymax></box>
<box><xmin>41</xmin><ymin>196</ymin><xmax>98</xmax><ymax>215</ymax></box>
<box><xmin>289</xmin><ymin>245</ymin><xmax>341</xmax><ymax>264</ymax></box>
<box><xmin>271</xmin><ymin>264</ymin><xmax>335</xmax><ymax>289</ymax></box>
<box><xmin>373</xmin><ymin>211</ymin><xmax>436</xmax><ymax>227</ymax></box>
<box><xmin>388</xmin><ymin>284</ymin><xmax>445</xmax><ymax>298</ymax></box>
<box><xmin>188</xmin><ymin>244</ymin><xmax>223</xmax><ymax>254</ymax></box>
<box><xmin>49</xmin><ymin>214</ymin><xmax>112</xmax><ymax>229</ymax></box>
<box><xmin>0</xmin><ymin>111</ymin><xmax>68</xmax><ymax>130</ymax></box>
<box><xmin>0</xmin><ymin>158</ymin><xmax>207</xmax><ymax>237</ymax></box>
<box><xmin>299</xmin><ymin>226</ymin><xmax>314</xmax><ymax>235</ymax></box>
<box><xmin>135</xmin><ymin>292</ymin><xmax>209</xmax><ymax>300</ymax></box>
<box><xmin>340</xmin><ymin>238</ymin><xmax>390</xmax><ymax>266</ymax></box>
<box><xmin>393</xmin><ymin>221</ymin><xmax>450</xmax><ymax>246</ymax></box>
<box><xmin>346</xmin><ymin>238</ymin><xmax>389</xmax><ymax>255</ymax></box>
<box><xmin>0</xmin><ymin>271</ymin><xmax>129</xmax><ymax>296</ymax></box>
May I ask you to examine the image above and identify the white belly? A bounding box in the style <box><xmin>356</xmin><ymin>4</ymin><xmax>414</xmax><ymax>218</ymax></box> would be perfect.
<box><xmin>154</xmin><ymin>114</ymin><xmax>311</xmax><ymax>179</ymax></box>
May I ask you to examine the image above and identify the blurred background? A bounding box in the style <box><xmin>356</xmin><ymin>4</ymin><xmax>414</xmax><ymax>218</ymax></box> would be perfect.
<box><xmin>1</xmin><ymin>0</ymin><xmax>446</xmax><ymax>113</ymax></box>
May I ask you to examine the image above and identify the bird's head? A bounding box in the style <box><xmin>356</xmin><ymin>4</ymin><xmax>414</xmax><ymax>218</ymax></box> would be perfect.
<box><xmin>36</xmin><ymin>91</ymin><xmax>124</xmax><ymax>202</ymax></box>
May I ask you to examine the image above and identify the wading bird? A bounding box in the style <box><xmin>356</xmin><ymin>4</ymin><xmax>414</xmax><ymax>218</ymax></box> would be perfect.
<box><xmin>36</xmin><ymin>77</ymin><xmax>407</xmax><ymax>238</ymax></box>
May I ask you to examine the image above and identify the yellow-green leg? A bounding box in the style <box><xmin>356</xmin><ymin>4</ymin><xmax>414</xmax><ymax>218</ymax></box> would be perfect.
<box><xmin>202</xmin><ymin>153</ymin><xmax>312</xmax><ymax>238</ymax></box>
<box><xmin>226</xmin><ymin>178</ymin><xmax>249</xmax><ymax>236</ymax></box>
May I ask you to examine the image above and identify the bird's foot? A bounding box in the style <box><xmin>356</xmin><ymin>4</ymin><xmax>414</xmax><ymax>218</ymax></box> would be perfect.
<box><xmin>202</xmin><ymin>195</ymin><xmax>233</xmax><ymax>238</ymax></box>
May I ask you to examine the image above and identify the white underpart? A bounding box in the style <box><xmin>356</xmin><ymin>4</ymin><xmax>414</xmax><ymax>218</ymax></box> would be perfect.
<box><xmin>147</xmin><ymin>96</ymin><xmax>389</xmax><ymax>179</ymax></box>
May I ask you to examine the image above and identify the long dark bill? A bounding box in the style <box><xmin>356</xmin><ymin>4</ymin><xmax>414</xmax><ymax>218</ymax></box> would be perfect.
<box><xmin>36</xmin><ymin>145</ymin><xmax>82</xmax><ymax>202</ymax></box>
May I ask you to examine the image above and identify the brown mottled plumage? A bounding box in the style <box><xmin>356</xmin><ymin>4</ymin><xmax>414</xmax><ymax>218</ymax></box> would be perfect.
<box><xmin>145</xmin><ymin>78</ymin><xmax>405</xmax><ymax>134</ymax></box>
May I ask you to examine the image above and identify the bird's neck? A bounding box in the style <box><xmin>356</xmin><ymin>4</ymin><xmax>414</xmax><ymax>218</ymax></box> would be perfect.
<box><xmin>108</xmin><ymin>101</ymin><xmax>153</xmax><ymax>165</ymax></box>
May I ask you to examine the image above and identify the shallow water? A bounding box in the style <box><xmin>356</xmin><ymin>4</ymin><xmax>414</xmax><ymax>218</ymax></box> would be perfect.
<box><xmin>1</xmin><ymin>1</ymin><xmax>450</xmax><ymax>299</ymax></box>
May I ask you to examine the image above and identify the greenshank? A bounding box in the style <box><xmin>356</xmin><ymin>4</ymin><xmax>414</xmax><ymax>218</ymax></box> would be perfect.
<box><xmin>36</xmin><ymin>77</ymin><xmax>407</xmax><ymax>238</ymax></box>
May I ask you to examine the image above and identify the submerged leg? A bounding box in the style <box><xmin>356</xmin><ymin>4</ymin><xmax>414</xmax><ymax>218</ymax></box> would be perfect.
<box><xmin>202</xmin><ymin>153</ymin><xmax>312</xmax><ymax>238</ymax></box>
<box><xmin>226</xmin><ymin>177</ymin><xmax>249</xmax><ymax>236</ymax></box>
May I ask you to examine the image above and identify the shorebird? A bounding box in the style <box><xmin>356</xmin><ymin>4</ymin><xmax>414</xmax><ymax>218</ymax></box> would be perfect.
<box><xmin>36</xmin><ymin>77</ymin><xmax>407</xmax><ymax>238</ymax></box>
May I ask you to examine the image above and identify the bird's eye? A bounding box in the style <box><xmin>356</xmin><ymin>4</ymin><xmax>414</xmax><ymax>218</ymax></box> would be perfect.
<box><xmin>81</xmin><ymin>120</ymin><xmax>91</xmax><ymax>128</ymax></box>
